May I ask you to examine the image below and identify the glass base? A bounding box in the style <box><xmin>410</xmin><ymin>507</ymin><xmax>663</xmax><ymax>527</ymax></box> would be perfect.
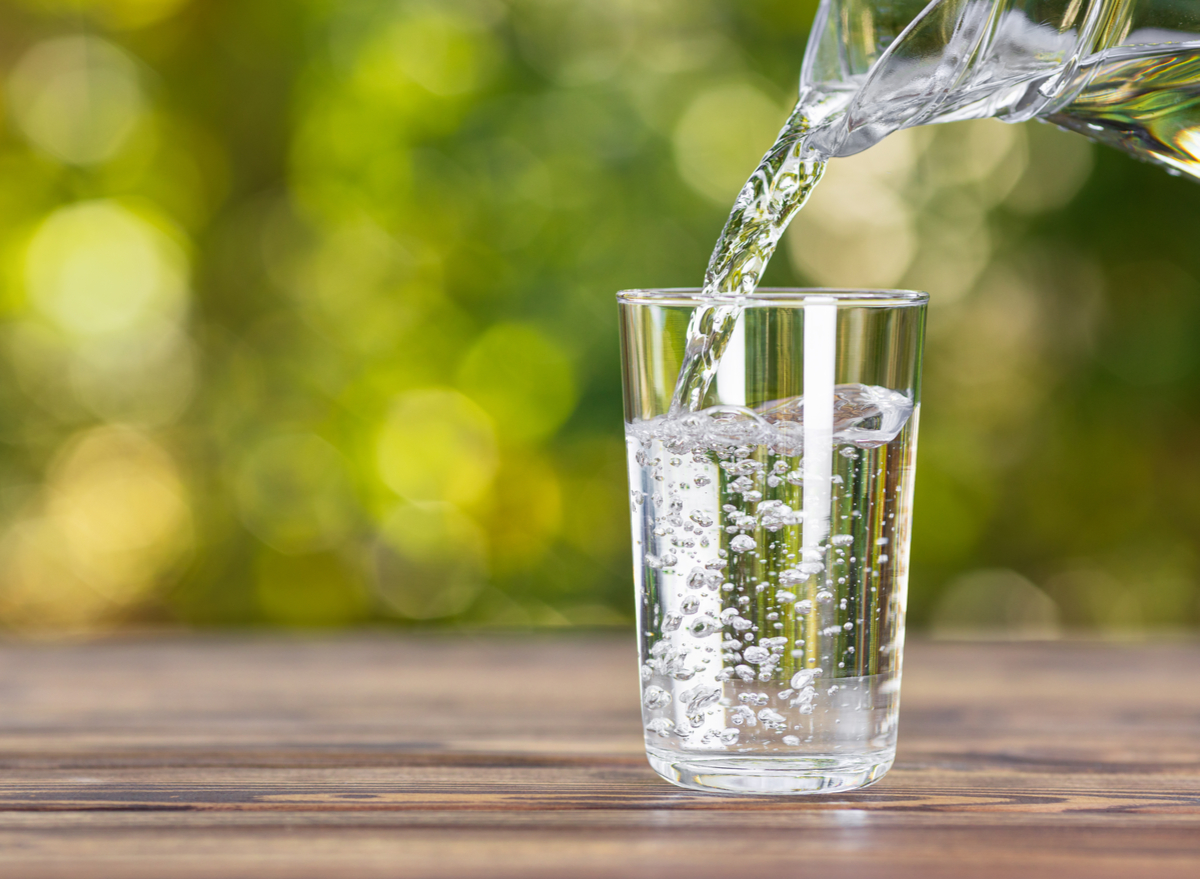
<box><xmin>646</xmin><ymin>747</ymin><xmax>894</xmax><ymax>795</ymax></box>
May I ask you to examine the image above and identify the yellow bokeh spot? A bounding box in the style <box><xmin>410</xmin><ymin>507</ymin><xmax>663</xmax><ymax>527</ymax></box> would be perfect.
<box><xmin>0</xmin><ymin>427</ymin><xmax>192</xmax><ymax>630</ymax></box>
<box><xmin>70</xmin><ymin>327</ymin><xmax>198</xmax><ymax>426</ymax></box>
<box><xmin>8</xmin><ymin>36</ymin><xmax>145</xmax><ymax>166</ymax></box>
<box><xmin>0</xmin><ymin>519</ymin><xmax>105</xmax><ymax>631</ymax></box>
<box><xmin>673</xmin><ymin>81</ymin><xmax>787</xmax><ymax>204</ymax></box>
<box><xmin>376</xmin><ymin>388</ymin><xmax>498</xmax><ymax>505</ymax></box>
<box><xmin>47</xmin><ymin>427</ymin><xmax>192</xmax><ymax>599</ymax></box>
<box><xmin>787</xmin><ymin>169</ymin><xmax>917</xmax><ymax>288</ymax></box>
<box><xmin>372</xmin><ymin>502</ymin><xmax>488</xmax><ymax>620</ymax></box>
<box><xmin>457</xmin><ymin>323</ymin><xmax>577</xmax><ymax>442</ymax></box>
<box><xmin>786</xmin><ymin>129</ymin><xmax>920</xmax><ymax>288</ymax></box>
<box><xmin>25</xmin><ymin>200</ymin><xmax>189</xmax><ymax>340</ymax></box>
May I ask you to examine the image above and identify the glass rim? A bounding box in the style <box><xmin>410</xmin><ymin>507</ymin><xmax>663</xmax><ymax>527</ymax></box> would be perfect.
<box><xmin>616</xmin><ymin>287</ymin><xmax>929</xmax><ymax>308</ymax></box>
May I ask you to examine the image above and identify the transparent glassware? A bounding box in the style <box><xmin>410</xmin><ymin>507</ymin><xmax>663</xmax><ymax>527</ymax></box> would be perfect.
<box><xmin>800</xmin><ymin>0</ymin><xmax>1200</xmax><ymax>178</ymax></box>
<box><xmin>619</xmin><ymin>289</ymin><xmax>928</xmax><ymax>794</ymax></box>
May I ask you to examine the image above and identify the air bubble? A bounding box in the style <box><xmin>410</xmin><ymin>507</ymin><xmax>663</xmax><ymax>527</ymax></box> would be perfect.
<box><xmin>778</xmin><ymin>569</ymin><xmax>805</xmax><ymax>588</ymax></box>
<box><xmin>642</xmin><ymin>686</ymin><xmax>671</xmax><ymax>710</ymax></box>
<box><xmin>730</xmin><ymin>534</ymin><xmax>757</xmax><ymax>553</ymax></box>
<box><xmin>668</xmin><ymin>666</ymin><xmax>696</xmax><ymax>681</ymax></box>
<box><xmin>680</xmin><ymin>684</ymin><xmax>721</xmax><ymax>712</ymax></box>
<box><xmin>645</xmin><ymin>718</ymin><xmax>675</xmax><ymax>736</ymax></box>
<box><xmin>646</xmin><ymin>552</ymin><xmax>678</xmax><ymax>569</ymax></box>
<box><xmin>790</xmin><ymin>668</ymin><xmax>823</xmax><ymax>689</ymax></box>
<box><xmin>742</xmin><ymin>645</ymin><xmax>770</xmax><ymax>664</ymax></box>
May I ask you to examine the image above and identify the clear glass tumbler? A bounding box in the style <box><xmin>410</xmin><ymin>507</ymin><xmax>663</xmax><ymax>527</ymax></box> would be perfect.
<box><xmin>619</xmin><ymin>288</ymin><xmax>927</xmax><ymax>794</ymax></box>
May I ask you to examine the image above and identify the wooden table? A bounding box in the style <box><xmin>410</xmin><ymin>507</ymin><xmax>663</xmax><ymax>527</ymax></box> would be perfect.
<box><xmin>0</xmin><ymin>635</ymin><xmax>1197</xmax><ymax>878</ymax></box>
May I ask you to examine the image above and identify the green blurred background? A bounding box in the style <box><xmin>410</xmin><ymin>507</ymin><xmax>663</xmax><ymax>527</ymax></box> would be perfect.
<box><xmin>0</xmin><ymin>0</ymin><xmax>1198</xmax><ymax>636</ymax></box>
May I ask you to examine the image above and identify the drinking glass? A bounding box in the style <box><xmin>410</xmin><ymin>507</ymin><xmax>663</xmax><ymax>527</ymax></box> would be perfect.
<box><xmin>619</xmin><ymin>288</ymin><xmax>927</xmax><ymax>794</ymax></box>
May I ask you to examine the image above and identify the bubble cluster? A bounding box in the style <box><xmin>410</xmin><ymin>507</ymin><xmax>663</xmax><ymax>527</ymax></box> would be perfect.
<box><xmin>630</xmin><ymin>386</ymin><xmax>915</xmax><ymax>759</ymax></box>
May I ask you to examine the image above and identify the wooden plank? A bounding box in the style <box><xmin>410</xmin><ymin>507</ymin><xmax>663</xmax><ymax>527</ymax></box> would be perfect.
<box><xmin>0</xmin><ymin>636</ymin><xmax>1197</xmax><ymax>877</ymax></box>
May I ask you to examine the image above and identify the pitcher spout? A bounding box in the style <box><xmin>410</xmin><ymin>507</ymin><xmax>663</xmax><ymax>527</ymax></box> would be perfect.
<box><xmin>798</xmin><ymin>0</ymin><xmax>1200</xmax><ymax>177</ymax></box>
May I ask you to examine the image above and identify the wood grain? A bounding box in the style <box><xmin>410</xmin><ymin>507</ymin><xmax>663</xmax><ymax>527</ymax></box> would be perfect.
<box><xmin>0</xmin><ymin>635</ymin><xmax>1197</xmax><ymax>877</ymax></box>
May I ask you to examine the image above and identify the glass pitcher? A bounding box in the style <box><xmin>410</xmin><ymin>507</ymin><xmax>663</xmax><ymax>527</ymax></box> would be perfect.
<box><xmin>800</xmin><ymin>0</ymin><xmax>1200</xmax><ymax>178</ymax></box>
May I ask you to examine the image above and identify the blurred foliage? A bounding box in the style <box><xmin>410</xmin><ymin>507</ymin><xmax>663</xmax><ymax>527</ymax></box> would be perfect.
<box><xmin>0</xmin><ymin>0</ymin><xmax>1197</xmax><ymax>634</ymax></box>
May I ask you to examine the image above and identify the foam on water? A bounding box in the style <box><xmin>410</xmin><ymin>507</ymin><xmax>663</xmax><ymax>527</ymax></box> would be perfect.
<box><xmin>632</xmin><ymin>384</ymin><xmax>914</xmax><ymax>458</ymax></box>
